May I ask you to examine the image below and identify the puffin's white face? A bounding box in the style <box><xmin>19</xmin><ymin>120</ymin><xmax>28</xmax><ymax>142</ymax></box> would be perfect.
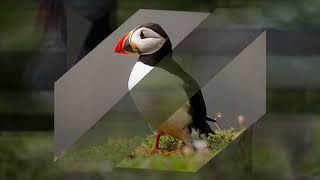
<box><xmin>114</xmin><ymin>26</ymin><xmax>167</xmax><ymax>55</ymax></box>
<box><xmin>129</xmin><ymin>27</ymin><xmax>167</xmax><ymax>55</ymax></box>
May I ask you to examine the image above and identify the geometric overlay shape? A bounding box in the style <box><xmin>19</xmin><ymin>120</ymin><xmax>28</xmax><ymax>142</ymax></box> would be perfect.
<box><xmin>203</xmin><ymin>31</ymin><xmax>266</xmax><ymax>130</ymax></box>
<box><xmin>54</xmin><ymin>10</ymin><xmax>209</xmax><ymax>158</ymax></box>
<box><xmin>54</xmin><ymin>8</ymin><xmax>266</xmax><ymax>172</ymax></box>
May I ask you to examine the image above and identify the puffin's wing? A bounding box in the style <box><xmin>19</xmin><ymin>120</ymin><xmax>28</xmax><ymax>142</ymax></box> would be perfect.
<box><xmin>156</xmin><ymin>58</ymin><xmax>200</xmax><ymax>97</ymax></box>
<box><xmin>157</xmin><ymin>58</ymin><xmax>213</xmax><ymax>135</ymax></box>
<box><xmin>189</xmin><ymin>90</ymin><xmax>214</xmax><ymax>135</ymax></box>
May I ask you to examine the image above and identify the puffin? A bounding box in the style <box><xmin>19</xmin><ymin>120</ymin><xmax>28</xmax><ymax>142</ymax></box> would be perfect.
<box><xmin>114</xmin><ymin>23</ymin><xmax>216</xmax><ymax>153</ymax></box>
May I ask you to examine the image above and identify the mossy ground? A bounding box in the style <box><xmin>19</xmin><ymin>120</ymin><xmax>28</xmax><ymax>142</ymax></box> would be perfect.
<box><xmin>117</xmin><ymin>129</ymin><xmax>240</xmax><ymax>172</ymax></box>
<box><xmin>57</xmin><ymin>129</ymin><xmax>240</xmax><ymax>172</ymax></box>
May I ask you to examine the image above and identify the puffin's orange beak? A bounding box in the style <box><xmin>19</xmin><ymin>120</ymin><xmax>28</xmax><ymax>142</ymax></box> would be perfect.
<box><xmin>114</xmin><ymin>33</ymin><xmax>129</xmax><ymax>54</ymax></box>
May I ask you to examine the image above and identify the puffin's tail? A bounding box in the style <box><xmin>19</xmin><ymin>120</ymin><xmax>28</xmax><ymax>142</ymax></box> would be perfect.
<box><xmin>205</xmin><ymin>116</ymin><xmax>216</xmax><ymax>122</ymax></box>
<box><xmin>206</xmin><ymin>115</ymin><xmax>222</xmax><ymax>131</ymax></box>
<box><xmin>199</xmin><ymin>118</ymin><xmax>215</xmax><ymax>136</ymax></box>
<box><xmin>199</xmin><ymin>122</ymin><xmax>215</xmax><ymax>137</ymax></box>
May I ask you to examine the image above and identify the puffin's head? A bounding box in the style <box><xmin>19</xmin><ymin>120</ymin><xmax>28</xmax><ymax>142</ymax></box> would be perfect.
<box><xmin>114</xmin><ymin>23</ymin><xmax>170</xmax><ymax>56</ymax></box>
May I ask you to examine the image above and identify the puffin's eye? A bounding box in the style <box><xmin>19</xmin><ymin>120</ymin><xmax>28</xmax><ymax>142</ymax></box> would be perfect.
<box><xmin>140</xmin><ymin>31</ymin><xmax>146</xmax><ymax>39</ymax></box>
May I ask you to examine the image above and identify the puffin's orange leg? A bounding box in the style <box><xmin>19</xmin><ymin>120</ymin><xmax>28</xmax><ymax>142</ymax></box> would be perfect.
<box><xmin>151</xmin><ymin>130</ymin><xmax>161</xmax><ymax>153</ymax></box>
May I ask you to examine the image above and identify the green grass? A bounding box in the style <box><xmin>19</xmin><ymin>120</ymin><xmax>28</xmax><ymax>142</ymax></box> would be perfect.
<box><xmin>117</xmin><ymin>129</ymin><xmax>239</xmax><ymax>172</ymax></box>
<box><xmin>58</xmin><ymin>129</ymin><xmax>239</xmax><ymax>172</ymax></box>
<box><xmin>56</xmin><ymin>136</ymin><xmax>144</xmax><ymax>172</ymax></box>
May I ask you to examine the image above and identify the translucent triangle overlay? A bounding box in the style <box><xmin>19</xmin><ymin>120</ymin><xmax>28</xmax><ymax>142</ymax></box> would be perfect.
<box><xmin>54</xmin><ymin>9</ymin><xmax>266</xmax><ymax>172</ymax></box>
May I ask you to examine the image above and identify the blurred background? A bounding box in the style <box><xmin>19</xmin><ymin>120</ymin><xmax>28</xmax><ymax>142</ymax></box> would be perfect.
<box><xmin>0</xmin><ymin>0</ymin><xmax>319</xmax><ymax>179</ymax></box>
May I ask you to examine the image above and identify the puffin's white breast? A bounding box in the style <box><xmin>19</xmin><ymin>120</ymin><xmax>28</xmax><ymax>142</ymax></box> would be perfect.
<box><xmin>128</xmin><ymin>62</ymin><xmax>154</xmax><ymax>90</ymax></box>
<box><xmin>128</xmin><ymin>61</ymin><xmax>188</xmax><ymax>130</ymax></box>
